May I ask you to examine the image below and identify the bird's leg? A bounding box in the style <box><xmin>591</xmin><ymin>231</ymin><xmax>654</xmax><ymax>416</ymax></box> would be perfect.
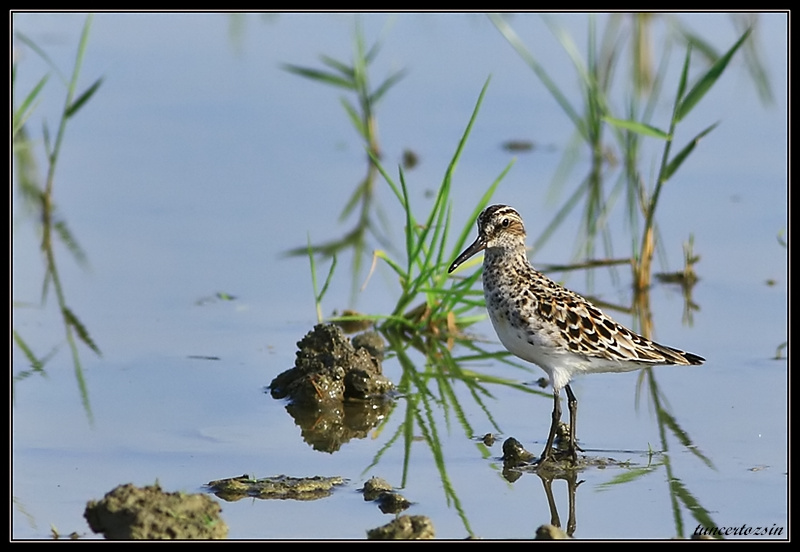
<box><xmin>565</xmin><ymin>384</ymin><xmax>583</xmax><ymax>463</ymax></box>
<box><xmin>539</xmin><ymin>388</ymin><xmax>562</xmax><ymax>464</ymax></box>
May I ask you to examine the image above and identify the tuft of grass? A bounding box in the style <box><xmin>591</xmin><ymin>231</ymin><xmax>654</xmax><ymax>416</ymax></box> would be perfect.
<box><xmin>369</xmin><ymin>78</ymin><xmax>514</xmax><ymax>336</ymax></box>
<box><xmin>283</xmin><ymin>19</ymin><xmax>406</xmax><ymax>301</ymax></box>
<box><xmin>12</xmin><ymin>15</ymin><xmax>103</xmax><ymax>422</ymax></box>
<box><xmin>310</xmin><ymin>77</ymin><xmax>515</xmax><ymax>340</ymax></box>
<box><xmin>492</xmin><ymin>14</ymin><xmax>756</xmax><ymax>293</ymax></box>
<box><xmin>630</xmin><ymin>28</ymin><xmax>751</xmax><ymax>291</ymax></box>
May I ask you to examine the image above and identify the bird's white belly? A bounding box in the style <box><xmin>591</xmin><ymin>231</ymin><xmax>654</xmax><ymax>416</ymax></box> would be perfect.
<box><xmin>486</xmin><ymin>308</ymin><xmax>565</xmax><ymax>378</ymax></box>
<box><xmin>489</xmin><ymin>310</ymin><xmax>543</xmax><ymax>364</ymax></box>
<box><xmin>486</xmin><ymin>305</ymin><xmax>640</xmax><ymax>392</ymax></box>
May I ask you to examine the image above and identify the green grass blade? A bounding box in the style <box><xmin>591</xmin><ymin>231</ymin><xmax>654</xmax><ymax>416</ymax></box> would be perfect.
<box><xmin>678</xmin><ymin>28</ymin><xmax>721</xmax><ymax>63</ymax></box>
<box><xmin>375</xmin><ymin>250</ymin><xmax>407</xmax><ymax>280</ymax></box>
<box><xmin>12</xmin><ymin>330</ymin><xmax>46</xmax><ymax>374</ymax></box>
<box><xmin>433</xmin><ymin>206</ymin><xmax>452</xmax><ymax>279</ymax></box>
<box><xmin>72</xmin><ymin>14</ymin><xmax>94</xmax><ymax>77</ymax></box>
<box><xmin>603</xmin><ymin>115</ymin><xmax>670</xmax><ymax>140</ymax></box>
<box><xmin>597</xmin><ymin>465</ymin><xmax>657</xmax><ymax>490</ymax></box>
<box><xmin>659</xmin><ymin>405</ymin><xmax>714</xmax><ymax>469</ymax></box>
<box><xmin>282</xmin><ymin>64</ymin><xmax>355</xmax><ymax>90</ymax></box>
<box><xmin>307</xmin><ymin>235</ymin><xmax>322</xmax><ymax>322</ymax></box>
<box><xmin>53</xmin><ymin>220</ymin><xmax>89</xmax><ymax>269</ymax></box>
<box><xmin>446</xmin><ymin>76</ymin><xmax>491</xmax><ymax>179</ymax></box>
<box><xmin>370</xmin><ymin>68</ymin><xmax>407</xmax><ymax>105</ymax></box>
<box><xmin>317</xmin><ymin>256</ymin><xmax>337</xmax><ymax>312</ymax></box>
<box><xmin>339</xmin><ymin>97</ymin><xmax>366</xmax><ymax>138</ymax></box>
<box><xmin>490</xmin><ymin>14</ymin><xmax>584</xmax><ymax>134</ymax></box>
<box><xmin>65</xmin><ymin>77</ymin><xmax>103</xmax><ymax>119</ymax></box>
<box><xmin>398</xmin><ymin>171</ymin><xmax>415</xmax><ymax>276</ymax></box>
<box><xmin>318</xmin><ymin>54</ymin><xmax>355</xmax><ymax>79</ymax></box>
<box><xmin>676</xmin><ymin>28</ymin><xmax>751</xmax><ymax>122</ymax></box>
<box><xmin>662</xmin><ymin>122</ymin><xmax>719</xmax><ymax>182</ymax></box>
<box><xmin>62</xmin><ymin>306</ymin><xmax>101</xmax><ymax>356</ymax></box>
<box><xmin>15</xmin><ymin>31</ymin><xmax>65</xmax><ymax>84</ymax></box>
<box><xmin>669</xmin><ymin>477</ymin><xmax>719</xmax><ymax>536</ymax></box>
<box><xmin>12</xmin><ymin>74</ymin><xmax>49</xmax><ymax>137</ymax></box>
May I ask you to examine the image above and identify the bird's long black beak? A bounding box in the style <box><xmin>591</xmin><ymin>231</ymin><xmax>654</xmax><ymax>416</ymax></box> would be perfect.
<box><xmin>448</xmin><ymin>235</ymin><xmax>486</xmax><ymax>273</ymax></box>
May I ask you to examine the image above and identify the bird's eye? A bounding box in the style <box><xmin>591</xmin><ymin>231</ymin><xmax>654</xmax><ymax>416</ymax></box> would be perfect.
<box><xmin>501</xmin><ymin>218</ymin><xmax>510</xmax><ymax>228</ymax></box>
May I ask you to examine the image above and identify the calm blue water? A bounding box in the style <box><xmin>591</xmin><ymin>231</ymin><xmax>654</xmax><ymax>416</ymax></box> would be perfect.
<box><xmin>13</xmin><ymin>12</ymin><xmax>787</xmax><ymax>539</ymax></box>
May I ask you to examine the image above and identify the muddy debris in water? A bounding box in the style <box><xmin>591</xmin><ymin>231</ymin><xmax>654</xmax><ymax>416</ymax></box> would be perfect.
<box><xmin>284</xmin><ymin>399</ymin><xmax>391</xmax><ymax>453</ymax></box>
<box><xmin>332</xmin><ymin>309</ymin><xmax>374</xmax><ymax>334</ymax></box>
<box><xmin>270</xmin><ymin>324</ymin><xmax>392</xmax><ymax>404</ymax></box>
<box><xmin>206</xmin><ymin>474</ymin><xmax>345</xmax><ymax>502</ymax></box>
<box><xmin>501</xmin><ymin>433</ymin><xmax>632</xmax><ymax>479</ymax></box>
<box><xmin>502</xmin><ymin>422</ymin><xmax>579</xmax><ymax>469</ymax></box>
<box><xmin>361</xmin><ymin>476</ymin><xmax>411</xmax><ymax>514</ymax></box>
<box><xmin>501</xmin><ymin>435</ymin><xmax>593</xmax><ymax>480</ymax></box>
<box><xmin>361</xmin><ymin>476</ymin><xmax>393</xmax><ymax>500</ymax></box>
<box><xmin>501</xmin><ymin>437</ymin><xmax>537</xmax><ymax>468</ymax></box>
<box><xmin>269</xmin><ymin>324</ymin><xmax>395</xmax><ymax>452</ymax></box>
<box><xmin>367</xmin><ymin>515</ymin><xmax>435</xmax><ymax>540</ymax></box>
<box><xmin>84</xmin><ymin>483</ymin><xmax>227</xmax><ymax>540</ymax></box>
<box><xmin>375</xmin><ymin>492</ymin><xmax>412</xmax><ymax>515</ymax></box>
<box><xmin>351</xmin><ymin>330</ymin><xmax>386</xmax><ymax>361</ymax></box>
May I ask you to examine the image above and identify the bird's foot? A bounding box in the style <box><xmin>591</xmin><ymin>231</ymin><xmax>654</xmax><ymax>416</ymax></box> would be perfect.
<box><xmin>536</xmin><ymin>447</ymin><xmax>581</xmax><ymax>469</ymax></box>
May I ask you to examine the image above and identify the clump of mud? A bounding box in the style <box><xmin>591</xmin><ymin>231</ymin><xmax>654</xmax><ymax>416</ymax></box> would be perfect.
<box><xmin>268</xmin><ymin>324</ymin><xmax>394</xmax><ymax>452</ymax></box>
<box><xmin>502</xmin><ymin>436</ymin><xmax>537</xmax><ymax>467</ymax></box>
<box><xmin>270</xmin><ymin>324</ymin><xmax>392</xmax><ymax>404</ymax></box>
<box><xmin>361</xmin><ymin>476</ymin><xmax>411</xmax><ymax>515</ymax></box>
<box><xmin>84</xmin><ymin>483</ymin><xmax>227</xmax><ymax>540</ymax></box>
<box><xmin>207</xmin><ymin>474</ymin><xmax>345</xmax><ymax>502</ymax></box>
<box><xmin>367</xmin><ymin>515</ymin><xmax>435</xmax><ymax>540</ymax></box>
